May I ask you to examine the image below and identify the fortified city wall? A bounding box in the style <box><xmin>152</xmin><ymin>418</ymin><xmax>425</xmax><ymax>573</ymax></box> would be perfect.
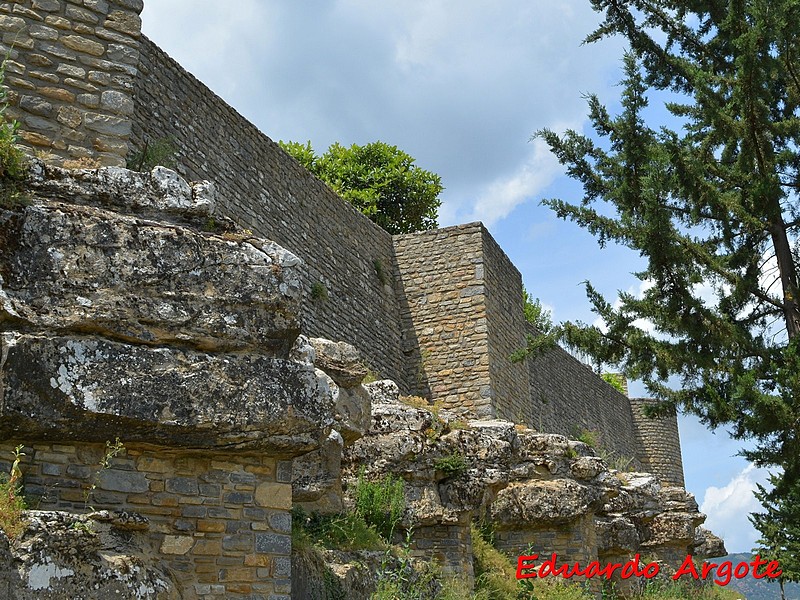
<box><xmin>1</xmin><ymin>0</ymin><xmax>686</xmax><ymax>539</ymax></box>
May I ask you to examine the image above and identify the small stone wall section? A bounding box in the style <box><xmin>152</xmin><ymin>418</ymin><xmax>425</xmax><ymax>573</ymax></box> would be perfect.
<box><xmin>408</xmin><ymin>518</ymin><xmax>474</xmax><ymax>581</ymax></box>
<box><xmin>630</xmin><ymin>398</ymin><xmax>685</xmax><ymax>487</ymax></box>
<box><xmin>130</xmin><ymin>36</ymin><xmax>406</xmax><ymax>386</ymax></box>
<box><xmin>1</xmin><ymin>441</ymin><xmax>294</xmax><ymax>600</ymax></box>
<box><xmin>482</xmin><ymin>227</ymin><xmax>531</xmax><ymax>422</ymax></box>
<box><xmin>525</xmin><ymin>332</ymin><xmax>644</xmax><ymax>468</ymax></box>
<box><xmin>393</xmin><ymin>223</ymin><xmax>493</xmax><ymax>416</ymax></box>
<box><xmin>1</xmin><ymin>0</ymin><xmax>142</xmax><ymax>168</ymax></box>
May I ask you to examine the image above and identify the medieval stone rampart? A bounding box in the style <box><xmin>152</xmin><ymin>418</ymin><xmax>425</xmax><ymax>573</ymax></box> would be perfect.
<box><xmin>1</xmin><ymin>0</ymin><xmax>687</xmax><ymax>527</ymax></box>
<box><xmin>525</xmin><ymin>330</ymin><xmax>645</xmax><ymax>466</ymax></box>
<box><xmin>630</xmin><ymin>398</ymin><xmax>686</xmax><ymax>487</ymax></box>
<box><xmin>393</xmin><ymin>223</ymin><xmax>493</xmax><ymax>414</ymax></box>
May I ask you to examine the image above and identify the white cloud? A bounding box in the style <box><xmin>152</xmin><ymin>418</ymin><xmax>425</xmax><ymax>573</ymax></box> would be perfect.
<box><xmin>141</xmin><ymin>1</ymin><xmax>625</xmax><ymax>231</ymax></box>
<box><xmin>700</xmin><ymin>464</ymin><xmax>772</xmax><ymax>553</ymax></box>
<box><xmin>466</xmin><ymin>136</ymin><xmax>565</xmax><ymax>226</ymax></box>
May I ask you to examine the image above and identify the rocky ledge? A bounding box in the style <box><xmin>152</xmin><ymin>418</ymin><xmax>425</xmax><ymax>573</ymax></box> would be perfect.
<box><xmin>0</xmin><ymin>162</ymin><xmax>332</xmax><ymax>455</ymax></box>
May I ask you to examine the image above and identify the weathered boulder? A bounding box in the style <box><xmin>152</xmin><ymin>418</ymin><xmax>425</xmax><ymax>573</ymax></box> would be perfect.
<box><xmin>0</xmin><ymin>201</ymin><xmax>301</xmax><ymax>355</ymax></box>
<box><xmin>27</xmin><ymin>160</ymin><xmax>222</xmax><ymax>223</ymax></box>
<box><xmin>309</xmin><ymin>338</ymin><xmax>367</xmax><ymax>388</ymax></box>
<box><xmin>332</xmin><ymin>384</ymin><xmax>372</xmax><ymax>446</ymax></box>
<box><xmin>490</xmin><ymin>479</ymin><xmax>605</xmax><ymax>526</ymax></box>
<box><xmin>0</xmin><ymin>511</ymin><xmax>177</xmax><ymax>600</ymax></box>
<box><xmin>341</xmin><ymin>389</ymin><xmax>718</xmax><ymax>586</ymax></box>
<box><xmin>292</xmin><ymin>430</ymin><xmax>345</xmax><ymax>512</ymax></box>
<box><xmin>0</xmin><ymin>332</ymin><xmax>333</xmax><ymax>455</ymax></box>
<box><xmin>692</xmin><ymin>527</ymin><xmax>727</xmax><ymax>559</ymax></box>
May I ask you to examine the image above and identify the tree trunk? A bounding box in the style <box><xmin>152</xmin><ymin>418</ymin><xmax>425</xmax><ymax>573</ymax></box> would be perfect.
<box><xmin>770</xmin><ymin>219</ymin><xmax>800</xmax><ymax>340</ymax></box>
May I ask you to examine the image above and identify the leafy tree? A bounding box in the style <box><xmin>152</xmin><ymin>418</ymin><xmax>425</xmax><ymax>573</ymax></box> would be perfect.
<box><xmin>513</xmin><ymin>287</ymin><xmax>560</xmax><ymax>362</ymax></box>
<box><xmin>531</xmin><ymin>0</ymin><xmax>800</xmax><ymax>497</ymax></box>
<box><xmin>280</xmin><ymin>140</ymin><xmax>443</xmax><ymax>234</ymax></box>
<box><xmin>522</xmin><ymin>286</ymin><xmax>554</xmax><ymax>333</ymax></box>
<box><xmin>750</xmin><ymin>472</ymin><xmax>800</xmax><ymax>600</ymax></box>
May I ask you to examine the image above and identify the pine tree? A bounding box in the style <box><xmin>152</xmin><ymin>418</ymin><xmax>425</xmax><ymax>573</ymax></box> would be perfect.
<box><xmin>533</xmin><ymin>0</ymin><xmax>800</xmax><ymax>495</ymax></box>
<box><xmin>750</xmin><ymin>472</ymin><xmax>800</xmax><ymax>599</ymax></box>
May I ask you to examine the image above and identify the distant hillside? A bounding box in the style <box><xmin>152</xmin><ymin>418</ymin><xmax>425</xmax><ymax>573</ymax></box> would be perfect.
<box><xmin>718</xmin><ymin>553</ymin><xmax>799</xmax><ymax>600</ymax></box>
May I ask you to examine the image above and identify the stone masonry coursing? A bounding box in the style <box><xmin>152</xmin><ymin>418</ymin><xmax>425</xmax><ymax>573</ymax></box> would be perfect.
<box><xmin>1</xmin><ymin>0</ymin><xmax>142</xmax><ymax>168</ymax></box>
<box><xmin>524</xmin><ymin>326</ymin><xmax>645</xmax><ymax>469</ymax></box>
<box><xmin>0</xmin><ymin>442</ymin><xmax>295</xmax><ymax>599</ymax></box>
<box><xmin>630</xmin><ymin>398</ymin><xmax>686</xmax><ymax>488</ymax></box>
<box><xmin>393</xmin><ymin>223</ymin><xmax>492</xmax><ymax>415</ymax></box>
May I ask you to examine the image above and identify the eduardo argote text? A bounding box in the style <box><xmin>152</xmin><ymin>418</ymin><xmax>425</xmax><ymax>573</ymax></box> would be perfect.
<box><xmin>516</xmin><ymin>553</ymin><xmax>782</xmax><ymax>586</ymax></box>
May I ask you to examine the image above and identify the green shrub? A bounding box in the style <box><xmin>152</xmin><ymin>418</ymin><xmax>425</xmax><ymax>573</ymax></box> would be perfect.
<box><xmin>0</xmin><ymin>60</ymin><xmax>29</xmax><ymax>209</ymax></box>
<box><xmin>292</xmin><ymin>507</ymin><xmax>385</xmax><ymax>552</ymax></box>
<box><xmin>311</xmin><ymin>281</ymin><xmax>329</xmax><ymax>302</ymax></box>
<box><xmin>632</xmin><ymin>579</ymin><xmax>744</xmax><ymax>599</ymax></box>
<box><xmin>434</xmin><ymin>454</ymin><xmax>468</xmax><ymax>478</ymax></box>
<box><xmin>471</xmin><ymin>523</ymin><xmax>519</xmax><ymax>599</ymax></box>
<box><xmin>354</xmin><ymin>471</ymin><xmax>405</xmax><ymax>541</ymax></box>
<box><xmin>573</xmin><ymin>428</ymin><xmax>599</xmax><ymax>450</ymax></box>
<box><xmin>601</xmin><ymin>373</ymin><xmax>627</xmax><ymax>395</ymax></box>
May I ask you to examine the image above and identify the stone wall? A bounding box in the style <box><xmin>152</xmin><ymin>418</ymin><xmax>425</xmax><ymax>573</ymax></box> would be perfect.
<box><xmin>1</xmin><ymin>441</ymin><xmax>294</xmax><ymax>600</ymax></box>
<box><xmin>1</xmin><ymin>0</ymin><xmax>142</xmax><ymax>168</ymax></box>
<box><xmin>0</xmin><ymin>2</ymin><xmax>689</xmax><ymax>512</ymax></box>
<box><xmin>407</xmin><ymin>518</ymin><xmax>474</xmax><ymax>581</ymax></box>
<box><xmin>130</xmin><ymin>36</ymin><xmax>407</xmax><ymax>386</ymax></box>
<box><xmin>525</xmin><ymin>331</ymin><xmax>644</xmax><ymax>468</ymax></box>
<box><xmin>482</xmin><ymin>227</ymin><xmax>530</xmax><ymax>423</ymax></box>
<box><xmin>630</xmin><ymin>398</ymin><xmax>685</xmax><ymax>487</ymax></box>
<box><xmin>393</xmin><ymin>223</ymin><xmax>493</xmax><ymax>415</ymax></box>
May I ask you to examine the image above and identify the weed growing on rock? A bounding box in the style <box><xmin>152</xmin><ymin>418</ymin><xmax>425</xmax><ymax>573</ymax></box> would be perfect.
<box><xmin>434</xmin><ymin>453</ymin><xmax>468</xmax><ymax>479</ymax></box>
<box><xmin>373</xmin><ymin>258</ymin><xmax>389</xmax><ymax>285</ymax></box>
<box><xmin>0</xmin><ymin>59</ymin><xmax>29</xmax><ymax>209</ymax></box>
<box><xmin>291</xmin><ymin>506</ymin><xmax>385</xmax><ymax>552</ymax></box>
<box><xmin>127</xmin><ymin>137</ymin><xmax>176</xmax><ymax>172</ymax></box>
<box><xmin>84</xmin><ymin>438</ymin><xmax>125</xmax><ymax>510</ymax></box>
<box><xmin>0</xmin><ymin>445</ymin><xmax>27</xmax><ymax>540</ymax></box>
<box><xmin>311</xmin><ymin>281</ymin><xmax>329</xmax><ymax>302</ymax></box>
<box><xmin>574</xmin><ymin>428</ymin><xmax>600</xmax><ymax>450</ymax></box>
<box><xmin>354</xmin><ymin>470</ymin><xmax>405</xmax><ymax>542</ymax></box>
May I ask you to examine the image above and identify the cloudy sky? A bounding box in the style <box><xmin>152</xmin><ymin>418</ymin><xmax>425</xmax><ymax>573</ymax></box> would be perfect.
<box><xmin>141</xmin><ymin>1</ymin><xmax>772</xmax><ymax>553</ymax></box>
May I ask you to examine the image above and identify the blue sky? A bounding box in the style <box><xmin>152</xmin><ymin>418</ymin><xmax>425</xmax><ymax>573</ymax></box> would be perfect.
<box><xmin>141</xmin><ymin>0</ymin><xmax>773</xmax><ymax>553</ymax></box>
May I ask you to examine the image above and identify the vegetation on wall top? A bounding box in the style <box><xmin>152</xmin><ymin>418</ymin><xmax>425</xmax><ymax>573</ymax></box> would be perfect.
<box><xmin>280</xmin><ymin>139</ymin><xmax>443</xmax><ymax>234</ymax></box>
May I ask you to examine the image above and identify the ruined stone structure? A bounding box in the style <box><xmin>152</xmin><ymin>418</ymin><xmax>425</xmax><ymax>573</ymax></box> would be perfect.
<box><xmin>0</xmin><ymin>1</ymin><xmax>707</xmax><ymax>598</ymax></box>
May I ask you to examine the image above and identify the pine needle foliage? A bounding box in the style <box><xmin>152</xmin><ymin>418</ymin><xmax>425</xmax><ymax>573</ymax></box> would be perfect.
<box><xmin>533</xmin><ymin>0</ymin><xmax>800</xmax><ymax>502</ymax></box>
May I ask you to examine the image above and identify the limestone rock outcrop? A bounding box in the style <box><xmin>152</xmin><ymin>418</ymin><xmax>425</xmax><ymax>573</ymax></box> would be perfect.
<box><xmin>0</xmin><ymin>162</ymin><xmax>338</xmax><ymax>599</ymax></box>
<box><xmin>291</xmin><ymin>336</ymin><xmax>373</xmax><ymax>511</ymax></box>
<box><xmin>339</xmin><ymin>384</ymin><xmax>725</xmax><ymax>587</ymax></box>
<box><xmin>0</xmin><ymin>511</ymin><xmax>176</xmax><ymax>600</ymax></box>
<box><xmin>0</xmin><ymin>161</ymin><xmax>332</xmax><ymax>456</ymax></box>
